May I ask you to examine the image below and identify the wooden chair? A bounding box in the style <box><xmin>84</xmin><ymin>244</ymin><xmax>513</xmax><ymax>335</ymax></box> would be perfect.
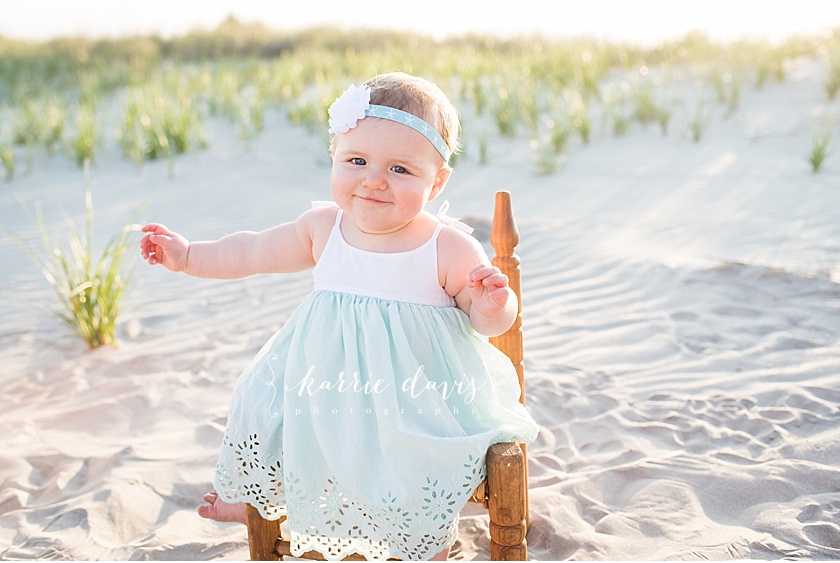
<box><xmin>246</xmin><ymin>191</ymin><xmax>531</xmax><ymax>561</ymax></box>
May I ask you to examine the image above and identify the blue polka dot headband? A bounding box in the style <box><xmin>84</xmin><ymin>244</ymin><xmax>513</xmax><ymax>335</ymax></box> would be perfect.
<box><xmin>328</xmin><ymin>84</ymin><xmax>452</xmax><ymax>163</ymax></box>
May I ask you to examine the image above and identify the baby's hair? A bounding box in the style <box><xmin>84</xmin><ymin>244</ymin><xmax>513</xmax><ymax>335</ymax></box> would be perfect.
<box><xmin>363</xmin><ymin>72</ymin><xmax>461</xmax><ymax>161</ymax></box>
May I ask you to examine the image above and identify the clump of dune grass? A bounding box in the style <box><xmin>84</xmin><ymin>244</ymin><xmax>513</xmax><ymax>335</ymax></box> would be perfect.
<box><xmin>461</xmin><ymin>120</ymin><xmax>489</xmax><ymax>166</ymax></box>
<box><xmin>725</xmin><ymin>77</ymin><xmax>742</xmax><ymax>115</ymax></box>
<box><xmin>687</xmin><ymin>102</ymin><xmax>713</xmax><ymax>142</ymax></box>
<box><xmin>116</xmin><ymin>104</ymin><xmax>149</xmax><ymax>171</ymax></box>
<box><xmin>631</xmin><ymin>79</ymin><xmax>657</xmax><ymax>126</ymax></box>
<box><xmin>566</xmin><ymin>98</ymin><xmax>591</xmax><ymax>144</ymax></box>
<box><xmin>711</xmin><ymin>68</ymin><xmax>742</xmax><ymax>114</ymax></box>
<box><xmin>826</xmin><ymin>73</ymin><xmax>840</xmax><ymax>101</ymax></box>
<box><xmin>69</xmin><ymin>104</ymin><xmax>100</xmax><ymax>166</ymax></box>
<box><xmin>655</xmin><ymin>102</ymin><xmax>675</xmax><ymax>135</ymax></box>
<box><xmin>492</xmin><ymin>89</ymin><xmax>518</xmax><ymax>138</ymax></box>
<box><xmin>1</xmin><ymin>143</ymin><xmax>14</xmax><ymax>180</ymax></box>
<box><xmin>478</xmin><ymin>134</ymin><xmax>489</xmax><ymax>164</ymax></box>
<box><xmin>236</xmin><ymin>92</ymin><xmax>266</xmax><ymax>149</ymax></box>
<box><xmin>530</xmin><ymin>137</ymin><xmax>559</xmax><ymax>175</ymax></box>
<box><xmin>11</xmin><ymin>101</ymin><xmax>41</xmax><ymax>173</ymax></box>
<box><xmin>825</xmin><ymin>49</ymin><xmax>840</xmax><ymax>101</ymax></box>
<box><xmin>610</xmin><ymin>106</ymin><xmax>633</xmax><ymax>136</ymax></box>
<box><xmin>11</xmin><ymin>101</ymin><xmax>42</xmax><ymax>148</ymax></box>
<box><xmin>601</xmin><ymin>82</ymin><xmax>634</xmax><ymax>137</ymax></box>
<box><xmin>286</xmin><ymin>99</ymin><xmax>325</xmax><ymax>132</ymax></box>
<box><xmin>116</xmin><ymin>86</ymin><xmax>205</xmax><ymax>175</ymax></box>
<box><xmin>4</xmin><ymin>161</ymin><xmax>141</xmax><ymax>348</ymax></box>
<box><xmin>548</xmin><ymin>118</ymin><xmax>571</xmax><ymax>154</ymax></box>
<box><xmin>468</xmin><ymin>79</ymin><xmax>489</xmax><ymax>116</ymax></box>
<box><xmin>807</xmin><ymin>130</ymin><xmax>831</xmax><ymax>173</ymax></box>
<box><xmin>42</xmin><ymin>101</ymin><xmax>66</xmax><ymax>154</ymax></box>
<box><xmin>529</xmin><ymin>118</ymin><xmax>570</xmax><ymax>175</ymax></box>
<box><xmin>711</xmin><ymin>68</ymin><xmax>729</xmax><ymax>103</ymax></box>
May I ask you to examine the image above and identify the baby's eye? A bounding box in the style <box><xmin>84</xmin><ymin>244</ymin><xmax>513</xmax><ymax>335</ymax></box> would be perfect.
<box><xmin>391</xmin><ymin>165</ymin><xmax>408</xmax><ymax>174</ymax></box>
<box><xmin>350</xmin><ymin>157</ymin><xmax>366</xmax><ymax>165</ymax></box>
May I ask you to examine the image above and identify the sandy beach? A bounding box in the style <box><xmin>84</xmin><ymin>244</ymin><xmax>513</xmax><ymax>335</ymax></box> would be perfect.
<box><xmin>1</xmin><ymin>54</ymin><xmax>839</xmax><ymax>560</ymax></box>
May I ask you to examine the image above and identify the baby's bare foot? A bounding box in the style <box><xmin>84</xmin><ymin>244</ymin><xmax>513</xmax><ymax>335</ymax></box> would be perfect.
<box><xmin>197</xmin><ymin>490</ymin><xmax>247</xmax><ymax>524</ymax></box>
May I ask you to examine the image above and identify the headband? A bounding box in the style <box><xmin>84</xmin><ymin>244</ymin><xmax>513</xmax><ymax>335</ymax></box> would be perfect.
<box><xmin>328</xmin><ymin>84</ymin><xmax>451</xmax><ymax>162</ymax></box>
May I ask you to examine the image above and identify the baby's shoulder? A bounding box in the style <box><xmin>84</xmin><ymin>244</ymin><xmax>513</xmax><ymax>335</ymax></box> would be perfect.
<box><xmin>438</xmin><ymin>221</ymin><xmax>482</xmax><ymax>249</ymax></box>
<box><xmin>299</xmin><ymin>203</ymin><xmax>338</xmax><ymax>231</ymax></box>
<box><xmin>298</xmin><ymin>204</ymin><xmax>339</xmax><ymax>258</ymax></box>
<box><xmin>437</xmin><ymin>223</ymin><xmax>486</xmax><ymax>268</ymax></box>
<box><xmin>436</xmin><ymin>223</ymin><xmax>488</xmax><ymax>297</ymax></box>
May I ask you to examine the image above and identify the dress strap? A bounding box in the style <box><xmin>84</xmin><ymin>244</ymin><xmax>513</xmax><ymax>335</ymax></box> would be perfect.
<box><xmin>436</xmin><ymin>201</ymin><xmax>474</xmax><ymax>235</ymax></box>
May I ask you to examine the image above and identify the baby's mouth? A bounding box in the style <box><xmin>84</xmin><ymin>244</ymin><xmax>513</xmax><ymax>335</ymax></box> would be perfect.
<box><xmin>358</xmin><ymin>195</ymin><xmax>389</xmax><ymax>204</ymax></box>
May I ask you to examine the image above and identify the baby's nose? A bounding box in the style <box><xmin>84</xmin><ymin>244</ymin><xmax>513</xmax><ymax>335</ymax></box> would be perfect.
<box><xmin>362</xmin><ymin>169</ymin><xmax>387</xmax><ymax>190</ymax></box>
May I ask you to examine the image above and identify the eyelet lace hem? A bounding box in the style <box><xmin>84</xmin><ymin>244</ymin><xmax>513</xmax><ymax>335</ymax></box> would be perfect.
<box><xmin>214</xmin><ymin>430</ymin><xmax>487</xmax><ymax>561</ymax></box>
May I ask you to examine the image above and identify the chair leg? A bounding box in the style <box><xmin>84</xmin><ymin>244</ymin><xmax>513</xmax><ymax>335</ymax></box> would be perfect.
<box><xmin>246</xmin><ymin>504</ymin><xmax>283</xmax><ymax>561</ymax></box>
<box><xmin>486</xmin><ymin>442</ymin><xmax>528</xmax><ymax>561</ymax></box>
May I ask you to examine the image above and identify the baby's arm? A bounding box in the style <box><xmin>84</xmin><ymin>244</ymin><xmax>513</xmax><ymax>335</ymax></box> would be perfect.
<box><xmin>140</xmin><ymin>208</ymin><xmax>327</xmax><ymax>278</ymax></box>
<box><xmin>438</xmin><ymin>227</ymin><xmax>517</xmax><ymax>337</ymax></box>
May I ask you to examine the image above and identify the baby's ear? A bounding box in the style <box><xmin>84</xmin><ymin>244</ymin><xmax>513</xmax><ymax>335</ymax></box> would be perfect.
<box><xmin>429</xmin><ymin>167</ymin><xmax>452</xmax><ymax>201</ymax></box>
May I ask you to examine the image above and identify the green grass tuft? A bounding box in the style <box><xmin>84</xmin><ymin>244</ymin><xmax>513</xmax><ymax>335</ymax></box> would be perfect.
<box><xmin>807</xmin><ymin>130</ymin><xmax>831</xmax><ymax>173</ymax></box>
<box><xmin>3</xmin><ymin>161</ymin><xmax>141</xmax><ymax>348</ymax></box>
<box><xmin>1</xmin><ymin>144</ymin><xmax>14</xmax><ymax>180</ymax></box>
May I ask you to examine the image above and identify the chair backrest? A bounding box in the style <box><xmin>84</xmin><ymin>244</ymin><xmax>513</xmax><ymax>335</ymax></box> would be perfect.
<box><xmin>489</xmin><ymin>191</ymin><xmax>526</xmax><ymax>406</ymax></box>
<box><xmin>489</xmin><ymin>190</ymin><xmax>531</xmax><ymax>545</ymax></box>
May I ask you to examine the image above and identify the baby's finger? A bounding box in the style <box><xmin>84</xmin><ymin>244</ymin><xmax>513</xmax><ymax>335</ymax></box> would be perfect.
<box><xmin>149</xmin><ymin>234</ymin><xmax>174</xmax><ymax>248</ymax></box>
<box><xmin>141</xmin><ymin>223</ymin><xmax>171</xmax><ymax>235</ymax></box>
<box><xmin>480</xmin><ymin>272</ymin><xmax>509</xmax><ymax>289</ymax></box>
<box><xmin>467</xmin><ymin>264</ymin><xmax>498</xmax><ymax>283</ymax></box>
<box><xmin>139</xmin><ymin>237</ymin><xmax>153</xmax><ymax>256</ymax></box>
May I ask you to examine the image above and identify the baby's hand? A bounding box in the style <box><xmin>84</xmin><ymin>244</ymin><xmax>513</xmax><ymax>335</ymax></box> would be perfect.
<box><xmin>140</xmin><ymin>223</ymin><xmax>190</xmax><ymax>272</ymax></box>
<box><xmin>466</xmin><ymin>264</ymin><xmax>511</xmax><ymax>315</ymax></box>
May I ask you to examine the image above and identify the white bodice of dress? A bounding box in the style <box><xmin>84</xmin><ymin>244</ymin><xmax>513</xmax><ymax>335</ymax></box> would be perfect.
<box><xmin>312</xmin><ymin>208</ymin><xmax>457</xmax><ymax>308</ymax></box>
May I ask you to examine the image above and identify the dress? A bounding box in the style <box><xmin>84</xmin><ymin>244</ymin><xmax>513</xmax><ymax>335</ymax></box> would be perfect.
<box><xmin>214</xmin><ymin>205</ymin><xmax>539</xmax><ymax>561</ymax></box>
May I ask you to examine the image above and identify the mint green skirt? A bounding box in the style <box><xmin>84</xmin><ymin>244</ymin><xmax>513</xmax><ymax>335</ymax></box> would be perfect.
<box><xmin>215</xmin><ymin>290</ymin><xmax>538</xmax><ymax>561</ymax></box>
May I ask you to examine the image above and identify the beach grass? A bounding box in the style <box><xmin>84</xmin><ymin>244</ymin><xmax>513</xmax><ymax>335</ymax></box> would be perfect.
<box><xmin>69</xmin><ymin>104</ymin><xmax>100</xmax><ymax>166</ymax></box>
<box><xmin>655</xmin><ymin>102</ymin><xmax>675</xmax><ymax>135</ymax></box>
<box><xmin>3</xmin><ymin>161</ymin><xmax>140</xmax><ymax>347</ymax></box>
<box><xmin>807</xmin><ymin>129</ymin><xmax>831</xmax><ymax>173</ymax></box>
<box><xmin>0</xmin><ymin>21</ymin><xmax>836</xmax><ymax>175</ymax></box>
<box><xmin>825</xmin><ymin>42</ymin><xmax>840</xmax><ymax>100</ymax></box>
<box><xmin>687</xmin><ymin>102</ymin><xmax>713</xmax><ymax>142</ymax></box>
<box><xmin>1</xmin><ymin>143</ymin><xmax>14</xmax><ymax>180</ymax></box>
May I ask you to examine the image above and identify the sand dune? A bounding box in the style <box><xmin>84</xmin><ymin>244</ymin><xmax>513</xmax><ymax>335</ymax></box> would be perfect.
<box><xmin>1</xmin><ymin>56</ymin><xmax>839</xmax><ymax>560</ymax></box>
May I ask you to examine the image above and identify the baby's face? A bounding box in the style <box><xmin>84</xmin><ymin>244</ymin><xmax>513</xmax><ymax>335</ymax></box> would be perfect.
<box><xmin>330</xmin><ymin>117</ymin><xmax>450</xmax><ymax>235</ymax></box>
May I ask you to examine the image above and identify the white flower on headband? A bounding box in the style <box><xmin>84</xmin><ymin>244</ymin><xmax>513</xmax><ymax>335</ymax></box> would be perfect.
<box><xmin>328</xmin><ymin>85</ymin><xmax>371</xmax><ymax>134</ymax></box>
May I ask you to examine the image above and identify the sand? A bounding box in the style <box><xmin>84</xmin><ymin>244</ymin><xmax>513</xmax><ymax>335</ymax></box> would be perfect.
<box><xmin>1</xmin><ymin>56</ymin><xmax>839</xmax><ymax>560</ymax></box>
